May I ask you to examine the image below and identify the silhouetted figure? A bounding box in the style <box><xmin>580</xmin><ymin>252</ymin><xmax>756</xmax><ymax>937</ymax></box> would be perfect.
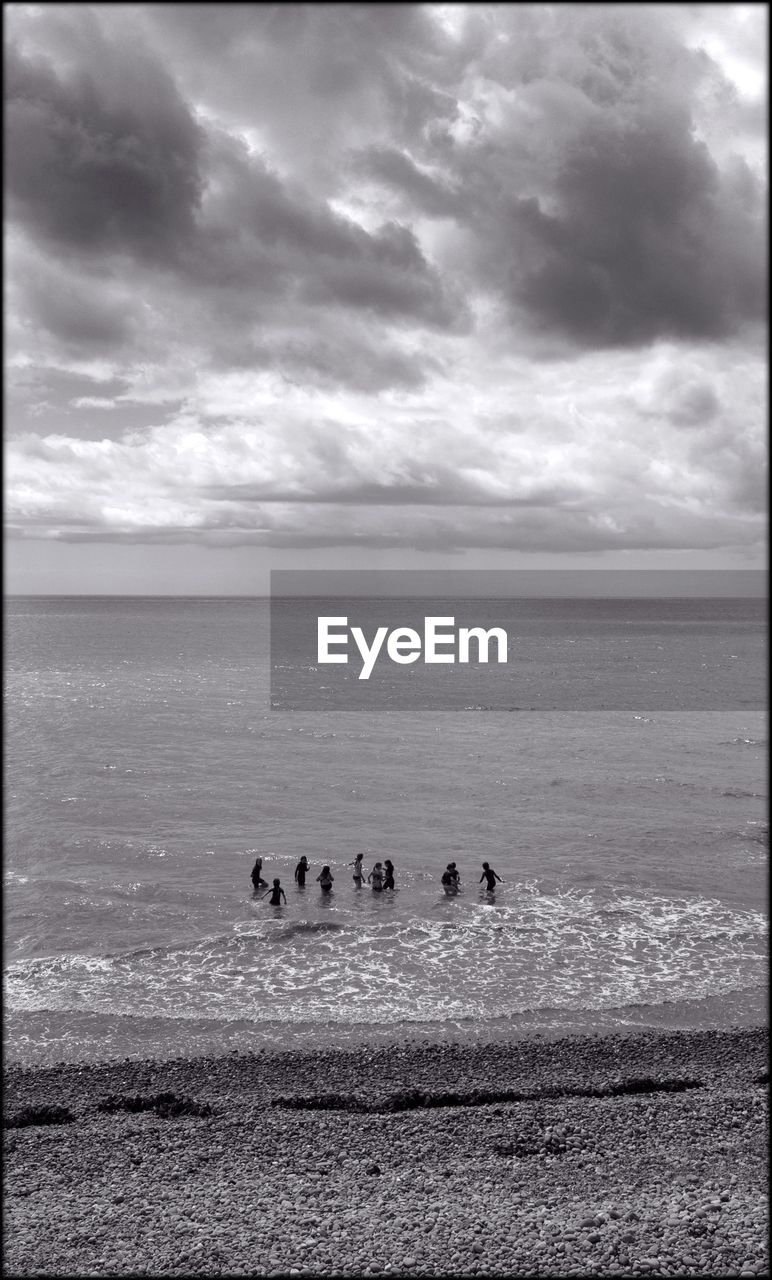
<box><xmin>368</xmin><ymin>862</ymin><xmax>384</xmax><ymax>891</ymax></box>
<box><xmin>294</xmin><ymin>856</ymin><xmax>309</xmax><ymax>887</ymax></box>
<box><xmin>449</xmin><ymin>862</ymin><xmax>460</xmax><ymax>888</ymax></box>
<box><xmin>442</xmin><ymin>863</ymin><xmax>458</xmax><ymax>896</ymax></box>
<box><xmin>251</xmin><ymin>857</ymin><xmax>267</xmax><ymax>892</ymax></box>
<box><xmin>480</xmin><ymin>862</ymin><xmax>503</xmax><ymax>892</ymax></box>
<box><xmin>350</xmin><ymin>853</ymin><xmax>365</xmax><ymax>886</ymax></box>
<box><xmin>262</xmin><ymin>878</ymin><xmax>286</xmax><ymax>906</ymax></box>
<box><xmin>317</xmin><ymin>865</ymin><xmax>334</xmax><ymax>893</ymax></box>
<box><xmin>383</xmin><ymin>859</ymin><xmax>395</xmax><ymax>890</ymax></box>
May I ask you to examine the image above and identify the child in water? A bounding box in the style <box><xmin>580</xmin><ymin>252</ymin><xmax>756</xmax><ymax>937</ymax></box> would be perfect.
<box><xmin>368</xmin><ymin>862</ymin><xmax>384</xmax><ymax>891</ymax></box>
<box><xmin>480</xmin><ymin>861</ymin><xmax>503</xmax><ymax>892</ymax></box>
<box><xmin>262</xmin><ymin>878</ymin><xmax>286</xmax><ymax>906</ymax></box>
<box><xmin>251</xmin><ymin>857</ymin><xmax>267</xmax><ymax>892</ymax></box>
<box><xmin>441</xmin><ymin>863</ymin><xmax>458</xmax><ymax>895</ymax></box>
<box><xmin>350</xmin><ymin>853</ymin><xmax>365</xmax><ymax>886</ymax></box>
<box><xmin>317</xmin><ymin>865</ymin><xmax>334</xmax><ymax>893</ymax></box>
<box><xmin>383</xmin><ymin>859</ymin><xmax>395</xmax><ymax>890</ymax></box>
<box><xmin>294</xmin><ymin>856</ymin><xmax>309</xmax><ymax>887</ymax></box>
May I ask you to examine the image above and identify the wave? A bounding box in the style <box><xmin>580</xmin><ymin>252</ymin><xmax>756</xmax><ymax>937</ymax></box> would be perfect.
<box><xmin>5</xmin><ymin>887</ymin><xmax>766</xmax><ymax>1035</ymax></box>
<box><xmin>273</xmin><ymin>920</ymin><xmax>346</xmax><ymax>940</ymax></box>
<box><xmin>3</xmin><ymin>870</ymin><xmax>30</xmax><ymax>886</ymax></box>
<box><xmin>6</xmin><ymin>984</ymin><xmax>769</xmax><ymax>1069</ymax></box>
<box><xmin>104</xmin><ymin>918</ymin><xmax>347</xmax><ymax>964</ymax></box>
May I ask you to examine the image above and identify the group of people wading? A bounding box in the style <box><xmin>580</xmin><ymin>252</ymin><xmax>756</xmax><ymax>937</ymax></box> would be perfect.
<box><xmin>250</xmin><ymin>855</ymin><xmax>504</xmax><ymax>906</ymax></box>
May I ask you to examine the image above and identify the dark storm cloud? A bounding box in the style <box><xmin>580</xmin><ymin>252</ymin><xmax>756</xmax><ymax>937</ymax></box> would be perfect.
<box><xmin>356</xmin><ymin>6</ymin><xmax>766</xmax><ymax>347</ymax></box>
<box><xmin>299</xmin><ymin>219</ymin><xmax>460</xmax><ymax>325</ymax></box>
<box><xmin>8</xmin><ymin>3</ymin><xmax>763</xmax><ymax>365</ymax></box>
<box><xmin>4</xmin><ymin>3</ymin><xmax>766</xmax><ymax>566</ymax></box>
<box><xmin>20</xmin><ymin>260</ymin><xmax>137</xmax><ymax>350</ymax></box>
<box><xmin>504</xmin><ymin>108</ymin><xmax>766</xmax><ymax>345</ymax></box>
<box><xmin>5</xmin><ymin>40</ymin><xmax>203</xmax><ymax>257</ymax></box>
<box><xmin>188</xmin><ymin>134</ymin><xmax>466</xmax><ymax>329</ymax></box>
<box><xmin>6</xmin><ymin>29</ymin><xmax>465</xmax><ymax>366</ymax></box>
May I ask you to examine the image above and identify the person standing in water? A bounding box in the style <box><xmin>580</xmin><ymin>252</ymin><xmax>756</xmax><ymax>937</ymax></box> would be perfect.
<box><xmin>441</xmin><ymin>863</ymin><xmax>458</xmax><ymax>895</ymax></box>
<box><xmin>383</xmin><ymin>859</ymin><xmax>395</xmax><ymax>890</ymax></box>
<box><xmin>350</xmin><ymin>853</ymin><xmax>365</xmax><ymax>887</ymax></box>
<box><xmin>261</xmin><ymin>878</ymin><xmax>286</xmax><ymax>906</ymax></box>
<box><xmin>368</xmin><ymin>862</ymin><xmax>384</xmax><ymax>891</ymax></box>
<box><xmin>251</xmin><ymin>857</ymin><xmax>267</xmax><ymax>893</ymax></box>
<box><xmin>317</xmin><ymin>865</ymin><xmax>334</xmax><ymax>894</ymax></box>
<box><xmin>294</xmin><ymin>856</ymin><xmax>309</xmax><ymax>887</ymax></box>
<box><xmin>480</xmin><ymin>862</ymin><xmax>503</xmax><ymax>892</ymax></box>
<box><xmin>449</xmin><ymin>862</ymin><xmax>461</xmax><ymax>889</ymax></box>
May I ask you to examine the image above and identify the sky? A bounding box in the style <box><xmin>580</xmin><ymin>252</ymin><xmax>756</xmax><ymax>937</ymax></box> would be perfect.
<box><xmin>4</xmin><ymin>3</ymin><xmax>768</xmax><ymax>595</ymax></box>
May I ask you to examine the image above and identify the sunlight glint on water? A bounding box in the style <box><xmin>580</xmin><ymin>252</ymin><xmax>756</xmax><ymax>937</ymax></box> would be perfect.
<box><xmin>4</xmin><ymin>597</ymin><xmax>767</xmax><ymax>1064</ymax></box>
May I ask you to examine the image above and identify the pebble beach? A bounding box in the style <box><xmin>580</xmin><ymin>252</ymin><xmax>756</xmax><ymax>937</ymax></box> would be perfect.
<box><xmin>3</xmin><ymin>1026</ymin><xmax>768</xmax><ymax>1277</ymax></box>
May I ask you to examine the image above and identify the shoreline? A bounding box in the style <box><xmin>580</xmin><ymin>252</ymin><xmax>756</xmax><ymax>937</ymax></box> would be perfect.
<box><xmin>4</xmin><ymin>1025</ymin><xmax>768</xmax><ymax>1277</ymax></box>
<box><xmin>4</xmin><ymin>1023</ymin><xmax>768</xmax><ymax>1105</ymax></box>
<box><xmin>5</xmin><ymin>983</ymin><xmax>767</xmax><ymax>1070</ymax></box>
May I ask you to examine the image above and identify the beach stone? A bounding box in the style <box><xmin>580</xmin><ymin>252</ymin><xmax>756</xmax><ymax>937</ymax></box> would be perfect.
<box><xmin>4</xmin><ymin>1027</ymin><xmax>769</xmax><ymax>1279</ymax></box>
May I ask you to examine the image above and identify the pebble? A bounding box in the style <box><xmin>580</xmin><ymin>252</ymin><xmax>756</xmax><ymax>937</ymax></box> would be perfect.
<box><xmin>3</xmin><ymin>1027</ymin><xmax>767</xmax><ymax>1277</ymax></box>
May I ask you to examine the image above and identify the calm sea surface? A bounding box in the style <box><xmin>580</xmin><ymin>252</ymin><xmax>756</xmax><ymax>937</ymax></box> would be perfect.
<box><xmin>4</xmin><ymin>597</ymin><xmax>767</xmax><ymax>1065</ymax></box>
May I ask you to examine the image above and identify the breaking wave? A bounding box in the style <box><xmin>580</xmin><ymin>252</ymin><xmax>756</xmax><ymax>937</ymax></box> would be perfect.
<box><xmin>5</xmin><ymin>886</ymin><xmax>766</xmax><ymax>1032</ymax></box>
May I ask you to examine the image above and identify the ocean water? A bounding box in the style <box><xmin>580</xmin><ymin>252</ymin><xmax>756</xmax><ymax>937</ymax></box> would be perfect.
<box><xmin>4</xmin><ymin>596</ymin><xmax>767</xmax><ymax>1066</ymax></box>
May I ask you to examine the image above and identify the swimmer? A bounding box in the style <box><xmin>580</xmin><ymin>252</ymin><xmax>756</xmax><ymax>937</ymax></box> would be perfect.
<box><xmin>261</xmin><ymin>878</ymin><xmax>286</xmax><ymax>906</ymax></box>
<box><xmin>368</xmin><ymin>862</ymin><xmax>384</xmax><ymax>891</ymax></box>
<box><xmin>350</xmin><ymin>853</ymin><xmax>365</xmax><ymax>886</ymax></box>
<box><xmin>294</xmin><ymin>856</ymin><xmax>309</xmax><ymax>887</ymax></box>
<box><xmin>251</xmin><ymin>857</ymin><xmax>267</xmax><ymax>893</ymax></box>
<box><xmin>480</xmin><ymin>862</ymin><xmax>503</xmax><ymax>892</ymax></box>
<box><xmin>317</xmin><ymin>865</ymin><xmax>334</xmax><ymax>893</ymax></box>
<box><xmin>383</xmin><ymin>859</ymin><xmax>395</xmax><ymax>890</ymax></box>
<box><xmin>441</xmin><ymin>864</ymin><xmax>458</xmax><ymax>896</ymax></box>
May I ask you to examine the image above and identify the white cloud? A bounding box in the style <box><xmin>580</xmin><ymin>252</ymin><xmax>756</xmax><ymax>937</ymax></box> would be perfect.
<box><xmin>71</xmin><ymin>396</ymin><xmax>118</xmax><ymax>410</ymax></box>
<box><xmin>6</xmin><ymin>339</ymin><xmax>765</xmax><ymax>553</ymax></box>
<box><xmin>4</xmin><ymin>2</ymin><xmax>767</xmax><ymax>578</ymax></box>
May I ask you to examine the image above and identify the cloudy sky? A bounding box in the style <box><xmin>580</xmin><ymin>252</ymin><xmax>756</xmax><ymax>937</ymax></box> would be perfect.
<box><xmin>5</xmin><ymin>3</ymin><xmax>767</xmax><ymax>593</ymax></box>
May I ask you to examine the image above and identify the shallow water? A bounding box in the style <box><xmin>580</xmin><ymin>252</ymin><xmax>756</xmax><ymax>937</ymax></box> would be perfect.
<box><xmin>4</xmin><ymin>597</ymin><xmax>767</xmax><ymax>1064</ymax></box>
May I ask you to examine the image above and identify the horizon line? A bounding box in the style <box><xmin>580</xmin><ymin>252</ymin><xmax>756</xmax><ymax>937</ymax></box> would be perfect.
<box><xmin>5</xmin><ymin>592</ymin><xmax>767</xmax><ymax>601</ymax></box>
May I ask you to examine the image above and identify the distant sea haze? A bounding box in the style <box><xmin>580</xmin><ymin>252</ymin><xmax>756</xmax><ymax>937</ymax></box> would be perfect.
<box><xmin>4</xmin><ymin>596</ymin><xmax>767</xmax><ymax>1065</ymax></box>
<box><xmin>269</xmin><ymin>569</ymin><xmax>767</xmax><ymax>597</ymax></box>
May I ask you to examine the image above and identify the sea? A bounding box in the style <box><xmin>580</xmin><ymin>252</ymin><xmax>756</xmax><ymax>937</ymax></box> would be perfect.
<box><xmin>4</xmin><ymin>596</ymin><xmax>767</xmax><ymax>1067</ymax></box>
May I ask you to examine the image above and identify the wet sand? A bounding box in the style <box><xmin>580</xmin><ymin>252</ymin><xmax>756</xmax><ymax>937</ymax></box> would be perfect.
<box><xmin>4</xmin><ymin>1026</ymin><xmax>768</xmax><ymax>1277</ymax></box>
